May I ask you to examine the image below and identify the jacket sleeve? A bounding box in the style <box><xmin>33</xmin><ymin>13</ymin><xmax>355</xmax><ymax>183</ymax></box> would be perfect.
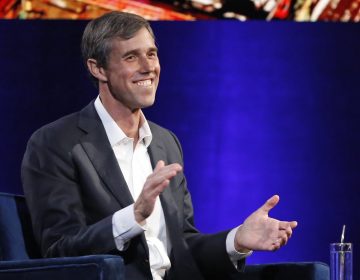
<box><xmin>21</xmin><ymin>128</ymin><xmax>116</xmax><ymax>258</ymax></box>
<box><xmin>168</xmin><ymin>130</ymin><xmax>245</xmax><ymax>279</ymax></box>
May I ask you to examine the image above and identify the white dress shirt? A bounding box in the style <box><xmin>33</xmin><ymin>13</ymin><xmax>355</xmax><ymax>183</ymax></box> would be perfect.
<box><xmin>94</xmin><ymin>96</ymin><xmax>251</xmax><ymax>279</ymax></box>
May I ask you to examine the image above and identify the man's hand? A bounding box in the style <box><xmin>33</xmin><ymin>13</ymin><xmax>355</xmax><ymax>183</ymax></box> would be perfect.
<box><xmin>234</xmin><ymin>195</ymin><xmax>298</xmax><ymax>252</ymax></box>
<box><xmin>134</xmin><ymin>160</ymin><xmax>182</xmax><ymax>224</ymax></box>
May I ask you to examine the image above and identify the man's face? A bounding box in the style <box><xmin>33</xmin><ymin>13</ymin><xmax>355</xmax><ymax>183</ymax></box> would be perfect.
<box><xmin>102</xmin><ymin>27</ymin><xmax>160</xmax><ymax>111</ymax></box>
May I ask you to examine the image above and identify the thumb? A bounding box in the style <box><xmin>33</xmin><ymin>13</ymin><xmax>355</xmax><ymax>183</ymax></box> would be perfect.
<box><xmin>154</xmin><ymin>160</ymin><xmax>165</xmax><ymax>172</ymax></box>
<box><xmin>259</xmin><ymin>195</ymin><xmax>280</xmax><ymax>214</ymax></box>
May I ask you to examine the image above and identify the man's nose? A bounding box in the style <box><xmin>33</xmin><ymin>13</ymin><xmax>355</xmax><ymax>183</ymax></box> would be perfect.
<box><xmin>139</xmin><ymin>56</ymin><xmax>155</xmax><ymax>73</ymax></box>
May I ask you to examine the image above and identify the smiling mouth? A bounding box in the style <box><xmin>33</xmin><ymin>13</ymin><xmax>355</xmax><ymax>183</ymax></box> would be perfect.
<box><xmin>135</xmin><ymin>79</ymin><xmax>152</xmax><ymax>87</ymax></box>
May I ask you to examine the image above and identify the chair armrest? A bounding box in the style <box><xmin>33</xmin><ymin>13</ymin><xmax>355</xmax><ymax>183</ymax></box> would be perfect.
<box><xmin>238</xmin><ymin>262</ymin><xmax>329</xmax><ymax>280</ymax></box>
<box><xmin>0</xmin><ymin>254</ymin><xmax>124</xmax><ymax>280</ymax></box>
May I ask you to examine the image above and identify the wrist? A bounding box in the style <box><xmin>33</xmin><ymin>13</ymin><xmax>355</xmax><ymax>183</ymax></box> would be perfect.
<box><xmin>234</xmin><ymin>225</ymin><xmax>252</xmax><ymax>253</ymax></box>
<box><xmin>134</xmin><ymin>209</ymin><xmax>146</xmax><ymax>226</ymax></box>
<box><xmin>234</xmin><ymin>243</ymin><xmax>252</xmax><ymax>253</ymax></box>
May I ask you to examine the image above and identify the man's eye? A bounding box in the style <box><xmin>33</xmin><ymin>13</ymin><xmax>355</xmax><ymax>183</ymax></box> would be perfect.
<box><xmin>125</xmin><ymin>55</ymin><xmax>136</xmax><ymax>61</ymax></box>
<box><xmin>148</xmin><ymin>52</ymin><xmax>157</xmax><ymax>58</ymax></box>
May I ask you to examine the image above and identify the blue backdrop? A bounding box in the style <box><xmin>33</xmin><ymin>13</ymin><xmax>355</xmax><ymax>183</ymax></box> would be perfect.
<box><xmin>0</xmin><ymin>20</ymin><xmax>359</xmax><ymax>277</ymax></box>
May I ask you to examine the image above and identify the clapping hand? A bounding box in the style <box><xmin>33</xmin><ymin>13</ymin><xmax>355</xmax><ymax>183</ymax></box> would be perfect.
<box><xmin>134</xmin><ymin>160</ymin><xmax>182</xmax><ymax>224</ymax></box>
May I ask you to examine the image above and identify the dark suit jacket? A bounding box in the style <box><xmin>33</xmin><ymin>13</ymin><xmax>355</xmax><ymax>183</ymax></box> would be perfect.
<box><xmin>22</xmin><ymin>101</ymin><xmax>244</xmax><ymax>280</ymax></box>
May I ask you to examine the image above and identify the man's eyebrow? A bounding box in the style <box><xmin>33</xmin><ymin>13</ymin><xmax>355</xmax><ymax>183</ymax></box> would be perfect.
<box><xmin>122</xmin><ymin>47</ymin><xmax>158</xmax><ymax>58</ymax></box>
<box><xmin>148</xmin><ymin>47</ymin><xmax>158</xmax><ymax>52</ymax></box>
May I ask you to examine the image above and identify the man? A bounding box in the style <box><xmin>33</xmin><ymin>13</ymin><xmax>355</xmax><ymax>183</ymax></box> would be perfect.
<box><xmin>22</xmin><ymin>12</ymin><xmax>297</xmax><ymax>280</ymax></box>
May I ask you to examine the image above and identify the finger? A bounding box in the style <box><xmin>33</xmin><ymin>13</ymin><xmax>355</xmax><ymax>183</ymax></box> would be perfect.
<box><xmin>154</xmin><ymin>179</ymin><xmax>170</xmax><ymax>195</ymax></box>
<box><xmin>278</xmin><ymin>226</ymin><xmax>292</xmax><ymax>238</ymax></box>
<box><xmin>152</xmin><ymin>167</ymin><xmax>181</xmax><ymax>184</ymax></box>
<box><xmin>147</xmin><ymin>164</ymin><xmax>180</xmax><ymax>183</ymax></box>
<box><xmin>278</xmin><ymin>231</ymin><xmax>289</xmax><ymax>246</ymax></box>
<box><xmin>290</xmin><ymin>221</ymin><xmax>298</xmax><ymax>229</ymax></box>
<box><xmin>284</xmin><ymin>227</ymin><xmax>293</xmax><ymax>239</ymax></box>
<box><xmin>270</xmin><ymin>242</ymin><xmax>281</xmax><ymax>251</ymax></box>
<box><xmin>279</xmin><ymin>221</ymin><xmax>297</xmax><ymax>232</ymax></box>
<box><xmin>140</xmin><ymin>179</ymin><xmax>170</xmax><ymax>204</ymax></box>
<box><xmin>146</xmin><ymin>165</ymin><xmax>182</xmax><ymax>192</ymax></box>
<box><xmin>259</xmin><ymin>195</ymin><xmax>280</xmax><ymax>214</ymax></box>
<box><xmin>272</xmin><ymin>233</ymin><xmax>287</xmax><ymax>249</ymax></box>
<box><xmin>165</xmin><ymin>163</ymin><xmax>182</xmax><ymax>173</ymax></box>
<box><xmin>279</xmin><ymin>221</ymin><xmax>297</xmax><ymax>238</ymax></box>
<box><xmin>279</xmin><ymin>221</ymin><xmax>287</xmax><ymax>229</ymax></box>
<box><xmin>152</xmin><ymin>163</ymin><xmax>182</xmax><ymax>176</ymax></box>
<box><xmin>154</xmin><ymin>160</ymin><xmax>165</xmax><ymax>172</ymax></box>
<box><xmin>279</xmin><ymin>221</ymin><xmax>291</xmax><ymax>230</ymax></box>
<box><xmin>158</xmin><ymin>163</ymin><xmax>182</xmax><ymax>178</ymax></box>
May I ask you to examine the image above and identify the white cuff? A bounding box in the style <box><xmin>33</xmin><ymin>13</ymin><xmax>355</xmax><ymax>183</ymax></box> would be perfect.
<box><xmin>112</xmin><ymin>204</ymin><xmax>145</xmax><ymax>251</ymax></box>
<box><xmin>226</xmin><ymin>226</ymin><xmax>253</xmax><ymax>265</ymax></box>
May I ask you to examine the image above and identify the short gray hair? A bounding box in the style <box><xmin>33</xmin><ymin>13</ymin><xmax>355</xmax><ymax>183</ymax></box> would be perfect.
<box><xmin>81</xmin><ymin>12</ymin><xmax>155</xmax><ymax>83</ymax></box>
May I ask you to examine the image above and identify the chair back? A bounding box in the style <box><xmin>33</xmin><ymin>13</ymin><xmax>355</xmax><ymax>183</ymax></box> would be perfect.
<box><xmin>0</xmin><ymin>192</ymin><xmax>41</xmax><ymax>261</ymax></box>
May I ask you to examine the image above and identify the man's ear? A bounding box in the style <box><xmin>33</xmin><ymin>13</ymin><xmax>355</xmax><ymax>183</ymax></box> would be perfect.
<box><xmin>87</xmin><ymin>58</ymin><xmax>108</xmax><ymax>82</ymax></box>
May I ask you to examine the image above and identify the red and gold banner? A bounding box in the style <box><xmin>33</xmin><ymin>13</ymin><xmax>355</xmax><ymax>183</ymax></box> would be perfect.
<box><xmin>0</xmin><ymin>0</ymin><xmax>359</xmax><ymax>20</ymax></box>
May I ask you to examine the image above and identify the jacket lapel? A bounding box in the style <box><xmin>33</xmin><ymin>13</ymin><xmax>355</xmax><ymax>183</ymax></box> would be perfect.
<box><xmin>147</xmin><ymin>126</ymin><xmax>181</xmax><ymax>229</ymax></box>
<box><xmin>77</xmin><ymin>102</ymin><xmax>134</xmax><ymax>208</ymax></box>
<box><xmin>147</xmin><ymin>127</ymin><xmax>204</xmax><ymax>279</ymax></box>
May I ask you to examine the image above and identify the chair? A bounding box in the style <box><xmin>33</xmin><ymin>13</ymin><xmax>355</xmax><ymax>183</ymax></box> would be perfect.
<box><xmin>0</xmin><ymin>192</ymin><xmax>125</xmax><ymax>280</ymax></box>
<box><xmin>0</xmin><ymin>192</ymin><xmax>329</xmax><ymax>280</ymax></box>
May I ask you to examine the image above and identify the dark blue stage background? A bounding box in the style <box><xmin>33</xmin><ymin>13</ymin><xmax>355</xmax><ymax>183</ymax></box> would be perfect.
<box><xmin>0</xmin><ymin>20</ymin><xmax>359</xmax><ymax>277</ymax></box>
